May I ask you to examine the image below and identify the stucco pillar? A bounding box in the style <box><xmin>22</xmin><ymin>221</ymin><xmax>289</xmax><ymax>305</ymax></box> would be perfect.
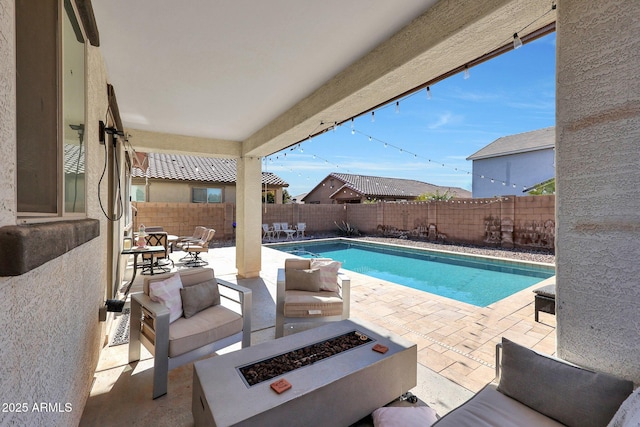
<box><xmin>275</xmin><ymin>188</ymin><xmax>283</xmax><ymax>204</ymax></box>
<box><xmin>556</xmin><ymin>0</ymin><xmax>640</xmax><ymax>382</ymax></box>
<box><xmin>235</xmin><ymin>156</ymin><xmax>262</xmax><ymax>278</ymax></box>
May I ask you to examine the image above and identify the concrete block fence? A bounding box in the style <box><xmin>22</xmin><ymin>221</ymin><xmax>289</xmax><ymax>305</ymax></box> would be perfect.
<box><xmin>133</xmin><ymin>194</ymin><xmax>555</xmax><ymax>250</ymax></box>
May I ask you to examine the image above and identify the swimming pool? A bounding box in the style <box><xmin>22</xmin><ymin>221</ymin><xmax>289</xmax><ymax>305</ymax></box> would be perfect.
<box><xmin>268</xmin><ymin>239</ymin><xmax>554</xmax><ymax>307</ymax></box>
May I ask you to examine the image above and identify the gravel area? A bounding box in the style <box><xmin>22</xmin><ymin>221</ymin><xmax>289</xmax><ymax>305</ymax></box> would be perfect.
<box><xmin>357</xmin><ymin>236</ymin><xmax>555</xmax><ymax>264</ymax></box>
<box><xmin>215</xmin><ymin>232</ymin><xmax>555</xmax><ymax>265</ymax></box>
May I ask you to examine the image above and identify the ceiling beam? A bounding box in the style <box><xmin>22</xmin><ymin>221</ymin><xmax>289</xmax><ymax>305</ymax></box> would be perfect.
<box><xmin>126</xmin><ymin>129</ymin><xmax>241</xmax><ymax>158</ymax></box>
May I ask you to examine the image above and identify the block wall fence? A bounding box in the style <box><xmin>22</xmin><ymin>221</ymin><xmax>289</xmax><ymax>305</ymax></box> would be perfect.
<box><xmin>133</xmin><ymin>194</ymin><xmax>555</xmax><ymax>250</ymax></box>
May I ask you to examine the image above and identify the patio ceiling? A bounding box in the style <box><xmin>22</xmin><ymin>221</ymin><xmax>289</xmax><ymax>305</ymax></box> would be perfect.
<box><xmin>92</xmin><ymin>0</ymin><xmax>555</xmax><ymax>159</ymax></box>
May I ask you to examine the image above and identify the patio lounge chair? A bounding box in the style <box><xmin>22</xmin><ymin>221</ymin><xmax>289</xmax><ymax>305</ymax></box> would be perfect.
<box><xmin>129</xmin><ymin>268</ymin><xmax>252</xmax><ymax>399</ymax></box>
<box><xmin>275</xmin><ymin>258</ymin><xmax>350</xmax><ymax>338</ymax></box>
<box><xmin>183</xmin><ymin>228</ymin><xmax>215</xmax><ymax>267</ymax></box>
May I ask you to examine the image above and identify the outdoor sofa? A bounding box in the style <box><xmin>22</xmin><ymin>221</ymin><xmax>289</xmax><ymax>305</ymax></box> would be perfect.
<box><xmin>431</xmin><ymin>338</ymin><xmax>636</xmax><ymax>427</ymax></box>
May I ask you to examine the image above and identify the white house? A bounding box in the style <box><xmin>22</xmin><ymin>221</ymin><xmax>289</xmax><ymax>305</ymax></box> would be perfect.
<box><xmin>466</xmin><ymin>127</ymin><xmax>555</xmax><ymax>198</ymax></box>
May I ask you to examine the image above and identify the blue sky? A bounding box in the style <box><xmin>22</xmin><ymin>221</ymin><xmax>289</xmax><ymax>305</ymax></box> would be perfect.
<box><xmin>264</xmin><ymin>33</ymin><xmax>556</xmax><ymax>198</ymax></box>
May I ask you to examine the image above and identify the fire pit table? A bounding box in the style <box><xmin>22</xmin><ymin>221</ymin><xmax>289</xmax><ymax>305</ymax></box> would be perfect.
<box><xmin>192</xmin><ymin>318</ymin><xmax>417</xmax><ymax>427</ymax></box>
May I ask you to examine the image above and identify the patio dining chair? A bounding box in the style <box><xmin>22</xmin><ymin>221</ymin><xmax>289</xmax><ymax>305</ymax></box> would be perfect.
<box><xmin>296</xmin><ymin>222</ymin><xmax>306</xmax><ymax>238</ymax></box>
<box><xmin>272</xmin><ymin>223</ymin><xmax>282</xmax><ymax>238</ymax></box>
<box><xmin>183</xmin><ymin>228</ymin><xmax>216</xmax><ymax>267</ymax></box>
<box><xmin>141</xmin><ymin>232</ymin><xmax>174</xmax><ymax>274</ymax></box>
<box><xmin>262</xmin><ymin>224</ymin><xmax>274</xmax><ymax>240</ymax></box>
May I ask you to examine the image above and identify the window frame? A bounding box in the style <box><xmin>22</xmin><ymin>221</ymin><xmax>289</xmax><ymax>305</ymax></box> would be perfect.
<box><xmin>16</xmin><ymin>0</ymin><xmax>88</xmax><ymax>223</ymax></box>
<box><xmin>191</xmin><ymin>187</ymin><xmax>224</xmax><ymax>204</ymax></box>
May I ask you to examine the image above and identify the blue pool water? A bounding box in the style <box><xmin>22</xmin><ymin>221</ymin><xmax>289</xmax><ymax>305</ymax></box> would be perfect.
<box><xmin>269</xmin><ymin>239</ymin><xmax>554</xmax><ymax>307</ymax></box>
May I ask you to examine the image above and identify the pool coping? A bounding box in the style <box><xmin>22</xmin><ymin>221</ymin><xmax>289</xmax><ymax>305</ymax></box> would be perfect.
<box><xmin>266</xmin><ymin>237</ymin><xmax>555</xmax><ymax>270</ymax></box>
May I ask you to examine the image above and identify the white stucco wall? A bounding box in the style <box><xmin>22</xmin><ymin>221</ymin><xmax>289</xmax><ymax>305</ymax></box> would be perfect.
<box><xmin>556</xmin><ymin>0</ymin><xmax>640</xmax><ymax>382</ymax></box>
<box><xmin>0</xmin><ymin>3</ymin><xmax>109</xmax><ymax>424</ymax></box>
<box><xmin>471</xmin><ymin>149</ymin><xmax>555</xmax><ymax>198</ymax></box>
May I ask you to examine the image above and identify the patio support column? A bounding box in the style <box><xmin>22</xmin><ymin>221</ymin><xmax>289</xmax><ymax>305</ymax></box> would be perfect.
<box><xmin>556</xmin><ymin>0</ymin><xmax>640</xmax><ymax>383</ymax></box>
<box><xmin>235</xmin><ymin>156</ymin><xmax>262</xmax><ymax>278</ymax></box>
<box><xmin>275</xmin><ymin>188</ymin><xmax>283</xmax><ymax>204</ymax></box>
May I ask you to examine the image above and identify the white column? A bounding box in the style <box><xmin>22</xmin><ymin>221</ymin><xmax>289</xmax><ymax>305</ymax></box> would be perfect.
<box><xmin>235</xmin><ymin>156</ymin><xmax>262</xmax><ymax>278</ymax></box>
<box><xmin>556</xmin><ymin>0</ymin><xmax>640</xmax><ymax>382</ymax></box>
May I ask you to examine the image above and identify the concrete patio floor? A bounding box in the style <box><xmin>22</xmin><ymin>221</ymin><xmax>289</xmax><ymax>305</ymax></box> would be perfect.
<box><xmin>80</xmin><ymin>242</ymin><xmax>556</xmax><ymax>426</ymax></box>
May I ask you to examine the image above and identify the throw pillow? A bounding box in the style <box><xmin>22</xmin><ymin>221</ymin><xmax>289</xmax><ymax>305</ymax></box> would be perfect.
<box><xmin>372</xmin><ymin>406</ymin><xmax>438</xmax><ymax>427</ymax></box>
<box><xmin>310</xmin><ymin>259</ymin><xmax>342</xmax><ymax>292</ymax></box>
<box><xmin>497</xmin><ymin>338</ymin><xmax>634</xmax><ymax>427</ymax></box>
<box><xmin>285</xmin><ymin>268</ymin><xmax>322</xmax><ymax>292</ymax></box>
<box><xmin>180</xmin><ymin>279</ymin><xmax>221</xmax><ymax>319</ymax></box>
<box><xmin>149</xmin><ymin>274</ymin><xmax>184</xmax><ymax>323</ymax></box>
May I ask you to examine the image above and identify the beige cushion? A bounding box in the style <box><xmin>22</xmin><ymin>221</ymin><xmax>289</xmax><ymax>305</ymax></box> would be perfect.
<box><xmin>285</xmin><ymin>268</ymin><xmax>322</xmax><ymax>292</ymax></box>
<box><xmin>283</xmin><ymin>290</ymin><xmax>343</xmax><ymax>317</ymax></box>
<box><xmin>168</xmin><ymin>305</ymin><xmax>242</xmax><ymax>358</ymax></box>
<box><xmin>433</xmin><ymin>385</ymin><xmax>565</xmax><ymax>427</ymax></box>
<box><xmin>497</xmin><ymin>338</ymin><xmax>633</xmax><ymax>427</ymax></box>
<box><xmin>149</xmin><ymin>274</ymin><xmax>184</xmax><ymax>323</ymax></box>
<box><xmin>372</xmin><ymin>406</ymin><xmax>438</xmax><ymax>427</ymax></box>
<box><xmin>180</xmin><ymin>279</ymin><xmax>220</xmax><ymax>319</ymax></box>
<box><xmin>310</xmin><ymin>259</ymin><xmax>341</xmax><ymax>291</ymax></box>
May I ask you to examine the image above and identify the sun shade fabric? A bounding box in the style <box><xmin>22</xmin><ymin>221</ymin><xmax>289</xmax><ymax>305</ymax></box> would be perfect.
<box><xmin>497</xmin><ymin>338</ymin><xmax>634</xmax><ymax>427</ymax></box>
<box><xmin>180</xmin><ymin>279</ymin><xmax>221</xmax><ymax>319</ymax></box>
<box><xmin>149</xmin><ymin>274</ymin><xmax>184</xmax><ymax>323</ymax></box>
<box><xmin>284</xmin><ymin>268</ymin><xmax>322</xmax><ymax>292</ymax></box>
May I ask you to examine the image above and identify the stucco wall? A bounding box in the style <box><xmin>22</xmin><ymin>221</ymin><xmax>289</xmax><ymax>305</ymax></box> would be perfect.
<box><xmin>556</xmin><ymin>0</ymin><xmax>640</xmax><ymax>382</ymax></box>
<box><xmin>0</xmin><ymin>0</ymin><xmax>15</xmax><ymax>226</ymax></box>
<box><xmin>0</xmin><ymin>4</ymin><xmax>108</xmax><ymax>424</ymax></box>
<box><xmin>471</xmin><ymin>149</ymin><xmax>555</xmax><ymax>198</ymax></box>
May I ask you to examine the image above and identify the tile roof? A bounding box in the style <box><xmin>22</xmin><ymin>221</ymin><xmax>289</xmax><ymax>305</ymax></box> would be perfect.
<box><xmin>64</xmin><ymin>144</ymin><xmax>85</xmax><ymax>174</ymax></box>
<box><xmin>466</xmin><ymin>126</ymin><xmax>555</xmax><ymax>161</ymax></box>
<box><xmin>322</xmin><ymin>173</ymin><xmax>471</xmax><ymax>199</ymax></box>
<box><xmin>131</xmin><ymin>152</ymin><xmax>288</xmax><ymax>186</ymax></box>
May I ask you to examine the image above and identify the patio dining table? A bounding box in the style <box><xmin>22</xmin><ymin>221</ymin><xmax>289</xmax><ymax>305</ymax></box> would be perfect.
<box><xmin>121</xmin><ymin>245</ymin><xmax>166</xmax><ymax>296</ymax></box>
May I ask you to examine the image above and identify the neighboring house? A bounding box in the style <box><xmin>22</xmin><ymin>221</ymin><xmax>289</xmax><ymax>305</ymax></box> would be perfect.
<box><xmin>131</xmin><ymin>152</ymin><xmax>288</xmax><ymax>203</ymax></box>
<box><xmin>466</xmin><ymin>127</ymin><xmax>555</xmax><ymax>198</ymax></box>
<box><xmin>302</xmin><ymin>173</ymin><xmax>471</xmax><ymax>204</ymax></box>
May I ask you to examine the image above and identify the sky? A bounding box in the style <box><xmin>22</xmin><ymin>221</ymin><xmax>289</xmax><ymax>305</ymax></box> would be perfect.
<box><xmin>263</xmin><ymin>32</ymin><xmax>556</xmax><ymax>198</ymax></box>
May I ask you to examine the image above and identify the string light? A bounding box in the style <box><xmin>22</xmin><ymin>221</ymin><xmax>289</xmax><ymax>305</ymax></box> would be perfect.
<box><xmin>426</xmin><ymin>86</ymin><xmax>432</xmax><ymax>99</ymax></box>
<box><xmin>371</xmin><ymin>111</ymin><xmax>375</xmax><ymax>123</ymax></box>
<box><xmin>513</xmin><ymin>33</ymin><xmax>523</xmax><ymax>49</ymax></box>
<box><xmin>395</xmin><ymin>101</ymin><xmax>400</xmax><ymax>113</ymax></box>
<box><xmin>463</xmin><ymin>65</ymin><xmax>470</xmax><ymax>80</ymax></box>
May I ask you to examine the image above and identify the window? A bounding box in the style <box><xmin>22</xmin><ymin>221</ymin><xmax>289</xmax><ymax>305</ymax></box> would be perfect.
<box><xmin>131</xmin><ymin>185</ymin><xmax>146</xmax><ymax>202</ymax></box>
<box><xmin>16</xmin><ymin>0</ymin><xmax>86</xmax><ymax>218</ymax></box>
<box><xmin>192</xmin><ymin>188</ymin><xmax>223</xmax><ymax>203</ymax></box>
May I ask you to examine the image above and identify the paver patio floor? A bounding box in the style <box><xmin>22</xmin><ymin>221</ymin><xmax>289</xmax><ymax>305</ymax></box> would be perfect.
<box><xmin>81</xmin><ymin>242</ymin><xmax>555</xmax><ymax>426</ymax></box>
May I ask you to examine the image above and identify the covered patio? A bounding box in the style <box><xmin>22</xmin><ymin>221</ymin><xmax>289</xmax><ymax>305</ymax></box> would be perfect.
<box><xmin>81</xmin><ymin>242</ymin><xmax>555</xmax><ymax>425</ymax></box>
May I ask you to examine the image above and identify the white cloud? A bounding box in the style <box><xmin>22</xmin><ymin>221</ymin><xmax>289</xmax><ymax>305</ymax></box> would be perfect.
<box><xmin>428</xmin><ymin>112</ymin><xmax>463</xmax><ymax>129</ymax></box>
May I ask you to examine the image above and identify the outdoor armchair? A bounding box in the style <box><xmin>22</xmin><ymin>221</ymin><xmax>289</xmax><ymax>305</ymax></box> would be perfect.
<box><xmin>128</xmin><ymin>267</ymin><xmax>252</xmax><ymax>399</ymax></box>
<box><xmin>183</xmin><ymin>228</ymin><xmax>216</xmax><ymax>267</ymax></box>
<box><xmin>275</xmin><ymin>258</ymin><xmax>350</xmax><ymax>338</ymax></box>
